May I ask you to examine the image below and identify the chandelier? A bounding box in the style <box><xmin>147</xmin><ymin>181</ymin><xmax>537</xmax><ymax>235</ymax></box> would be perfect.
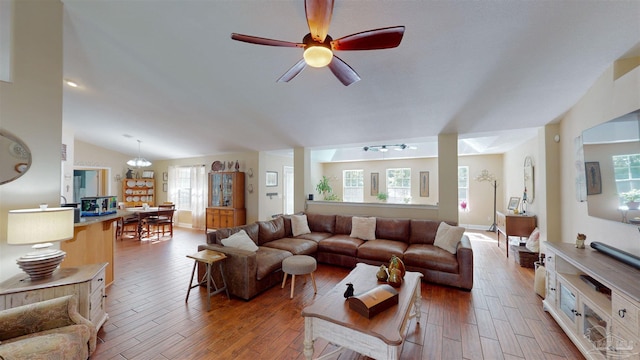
<box><xmin>127</xmin><ymin>140</ymin><xmax>152</xmax><ymax>168</ymax></box>
<box><xmin>363</xmin><ymin>144</ymin><xmax>414</xmax><ymax>152</ymax></box>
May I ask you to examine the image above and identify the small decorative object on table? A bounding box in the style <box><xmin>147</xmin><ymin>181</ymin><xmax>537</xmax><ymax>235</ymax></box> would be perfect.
<box><xmin>347</xmin><ymin>284</ymin><xmax>399</xmax><ymax>318</ymax></box>
<box><xmin>576</xmin><ymin>233</ymin><xmax>586</xmax><ymax>249</ymax></box>
<box><xmin>388</xmin><ymin>255</ymin><xmax>405</xmax><ymax>278</ymax></box>
<box><xmin>344</xmin><ymin>283</ymin><xmax>354</xmax><ymax>298</ymax></box>
<box><xmin>376</xmin><ymin>265</ymin><xmax>388</xmax><ymax>282</ymax></box>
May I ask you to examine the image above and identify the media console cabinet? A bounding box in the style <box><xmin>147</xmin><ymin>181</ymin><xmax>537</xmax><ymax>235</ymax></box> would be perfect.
<box><xmin>543</xmin><ymin>242</ymin><xmax>640</xmax><ymax>359</ymax></box>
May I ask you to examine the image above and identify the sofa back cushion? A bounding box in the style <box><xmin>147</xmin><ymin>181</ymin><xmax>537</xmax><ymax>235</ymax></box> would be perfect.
<box><xmin>306</xmin><ymin>213</ymin><xmax>336</xmax><ymax>233</ymax></box>
<box><xmin>335</xmin><ymin>215</ymin><xmax>353</xmax><ymax>235</ymax></box>
<box><xmin>409</xmin><ymin>220</ymin><xmax>454</xmax><ymax>245</ymax></box>
<box><xmin>375</xmin><ymin>218</ymin><xmax>410</xmax><ymax>243</ymax></box>
<box><xmin>258</xmin><ymin>216</ymin><xmax>286</xmax><ymax>245</ymax></box>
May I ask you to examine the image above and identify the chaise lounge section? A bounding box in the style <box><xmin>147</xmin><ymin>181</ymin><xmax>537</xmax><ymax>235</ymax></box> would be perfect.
<box><xmin>199</xmin><ymin>213</ymin><xmax>473</xmax><ymax>300</ymax></box>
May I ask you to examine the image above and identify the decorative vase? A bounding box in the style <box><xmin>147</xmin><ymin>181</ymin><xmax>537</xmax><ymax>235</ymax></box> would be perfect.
<box><xmin>627</xmin><ymin>201</ymin><xmax>640</xmax><ymax>210</ymax></box>
<box><xmin>388</xmin><ymin>268</ymin><xmax>402</xmax><ymax>288</ymax></box>
<box><xmin>388</xmin><ymin>255</ymin><xmax>405</xmax><ymax>279</ymax></box>
<box><xmin>376</xmin><ymin>265</ymin><xmax>388</xmax><ymax>282</ymax></box>
<box><xmin>235</xmin><ymin>160</ymin><xmax>240</xmax><ymax>172</ymax></box>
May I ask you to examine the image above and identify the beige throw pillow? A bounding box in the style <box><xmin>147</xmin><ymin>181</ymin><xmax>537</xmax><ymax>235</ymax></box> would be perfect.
<box><xmin>350</xmin><ymin>216</ymin><xmax>376</xmax><ymax>240</ymax></box>
<box><xmin>291</xmin><ymin>214</ymin><xmax>311</xmax><ymax>237</ymax></box>
<box><xmin>525</xmin><ymin>227</ymin><xmax>540</xmax><ymax>252</ymax></box>
<box><xmin>434</xmin><ymin>222</ymin><xmax>465</xmax><ymax>254</ymax></box>
<box><xmin>221</xmin><ymin>230</ymin><xmax>259</xmax><ymax>252</ymax></box>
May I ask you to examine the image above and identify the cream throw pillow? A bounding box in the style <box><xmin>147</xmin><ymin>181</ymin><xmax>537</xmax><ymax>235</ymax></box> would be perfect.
<box><xmin>350</xmin><ymin>216</ymin><xmax>376</xmax><ymax>240</ymax></box>
<box><xmin>221</xmin><ymin>230</ymin><xmax>259</xmax><ymax>252</ymax></box>
<box><xmin>434</xmin><ymin>222</ymin><xmax>465</xmax><ymax>254</ymax></box>
<box><xmin>291</xmin><ymin>214</ymin><xmax>311</xmax><ymax>237</ymax></box>
<box><xmin>525</xmin><ymin>227</ymin><xmax>541</xmax><ymax>252</ymax></box>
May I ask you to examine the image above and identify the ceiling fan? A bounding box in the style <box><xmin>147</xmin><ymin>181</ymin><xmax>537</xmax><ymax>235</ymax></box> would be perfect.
<box><xmin>231</xmin><ymin>0</ymin><xmax>405</xmax><ymax>86</ymax></box>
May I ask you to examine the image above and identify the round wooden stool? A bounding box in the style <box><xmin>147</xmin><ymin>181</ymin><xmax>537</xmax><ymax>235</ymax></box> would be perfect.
<box><xmin>281</xmin><ymin>255</ymin><xmax>317</xmax><ymax>299</ymax></box>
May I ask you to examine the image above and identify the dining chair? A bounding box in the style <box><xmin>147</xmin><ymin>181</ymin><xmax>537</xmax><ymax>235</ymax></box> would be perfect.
<box><xmin>119</xmin><ymin>215</ymin><xmax>140</xmax><ymax>240</ymax></box>
<box><xmin>144</xmin><ymin>205</ymin><xmax>175</xmax><ymax>240</ymax></box>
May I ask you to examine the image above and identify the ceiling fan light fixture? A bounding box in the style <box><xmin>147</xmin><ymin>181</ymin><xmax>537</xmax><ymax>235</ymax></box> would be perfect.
<box><xmin>126</xmin><ymin>140</ymin><xmax>152</xmax><ymax>168</ymax></box>
<box><xmin>379</xmin><ymin>146</ymin><xmax>388</xmax><ymax>152</ymax></box>
<box><xmin>303</xmin><ymin>46</ymin><xmax>333</xmax><ymax>68</ymax></box>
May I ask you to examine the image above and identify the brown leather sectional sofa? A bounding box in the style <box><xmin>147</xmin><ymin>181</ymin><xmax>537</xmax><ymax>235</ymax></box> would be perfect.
<box><xmin>198</xmin><ymin>213</ymin><xmax>473</xmax><ymax>300</ymax></box>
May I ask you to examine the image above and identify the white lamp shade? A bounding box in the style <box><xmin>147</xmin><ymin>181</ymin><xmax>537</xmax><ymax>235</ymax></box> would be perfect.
<box><xmin>7</xmin><ymin>207</ymin><xmax>74</xmax><ymax>245</ymax></box>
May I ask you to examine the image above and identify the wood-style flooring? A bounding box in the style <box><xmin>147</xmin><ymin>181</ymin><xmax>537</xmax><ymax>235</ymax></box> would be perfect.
<box><xmin>93</xmin><ymin>227</ymin><xmax>584</xmax><ymax>360</ymax></box>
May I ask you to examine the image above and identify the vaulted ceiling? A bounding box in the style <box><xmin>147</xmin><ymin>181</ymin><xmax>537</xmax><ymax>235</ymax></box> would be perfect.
<box><xmin>61</xmin><ymin>0</ymin><xmax>640</xmax><ymax>162</ymax></box>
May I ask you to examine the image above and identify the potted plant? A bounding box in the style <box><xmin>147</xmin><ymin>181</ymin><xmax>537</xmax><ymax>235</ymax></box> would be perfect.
<box><xmin>377</xmin><ymin>192</ymin><xmax>388</xmax><ymax>202</ymax></box>
<box><xmin>621</xmin><ymin>189</ymin><xmax>640</xmax><ymax>210</ymax></box>
<box><xmin>316</xmin><ymin>176</ymin><xmax>339</xmax><ymax>200</ymax></box>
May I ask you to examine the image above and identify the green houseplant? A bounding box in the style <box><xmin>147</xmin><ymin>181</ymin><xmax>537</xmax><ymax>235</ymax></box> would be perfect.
<box><xmin>377</xmin><ymin>192</ymin><xmax>388</xmax><ymax>202</ymax></box>
<box><xmin>316</xmin><ymin>176</ymin><xmax>339</xmax><ymax>201</ymax></box>
<box><xmin>621</xmin><ymin>189</ymin><xmax>640</xmax><ymax>209</ymax></box>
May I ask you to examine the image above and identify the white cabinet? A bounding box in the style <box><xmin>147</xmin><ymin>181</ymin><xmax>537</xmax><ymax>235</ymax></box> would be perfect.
<box><xmin>543</xmin><ymin>242</ymin><xmax>639</xmax><ymax>360</ymax></box>
<box><xmin>0</xmin><ymin>263</ymin><xmax>108</xmax><ymax>330</ymax></box>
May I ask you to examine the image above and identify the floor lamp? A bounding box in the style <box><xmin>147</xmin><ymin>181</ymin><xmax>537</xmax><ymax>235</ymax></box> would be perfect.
<box><xmin>475</xmin><ymin>170</ymin><xmax>498</xmax><ymax>232</ymax></box>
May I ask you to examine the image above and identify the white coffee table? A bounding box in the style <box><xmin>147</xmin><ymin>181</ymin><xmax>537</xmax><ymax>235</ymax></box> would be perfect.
<box><xmin>301</xmin><ymin>263</ymin><xmax>422</xmax><ymax>360</ymax></box>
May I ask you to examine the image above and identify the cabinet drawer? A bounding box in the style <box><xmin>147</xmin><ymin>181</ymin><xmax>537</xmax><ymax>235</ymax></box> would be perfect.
<box><xmin>611</xmin><ymin>322</ymin><xmax>640</xmax><ymax>359</ymax></box>
<box><xmin>90</xmin><ymin>286</ymin><xmax>105</xmax><ymax>322</ymax></box>
<box><xmin>613</xmin><ymin>293</ymin><xmax>639</xmax><ymax>336</ymax></box>
<box><xmin>90</xmin><ymin>269</ymin><xmax>106</xmax><ymax>294</ymax></box>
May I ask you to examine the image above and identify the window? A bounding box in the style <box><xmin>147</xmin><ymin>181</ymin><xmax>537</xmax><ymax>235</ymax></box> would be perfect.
<box><xmin>172</xmin><ymin>166</ymin><xmax>193</xmax><ymax>210</ymax></box>
<box><xmin>613</xmin><ymin>154</ymin><xmax>640</xmax><ymax>204</ymax></box>
<box><xmin>458</xmin><ymin>166</ymin><xmax>469</xmax><ymax>208</ymax></box>
<box><xmin>343</xmin><ymin>170</ymin><xmax>364</xmax><ymax>202</ymax></box>
<box><xmin>386</xmin><ymin>168</ymin><xmax>411</xmax><ymax>203</ymax></box>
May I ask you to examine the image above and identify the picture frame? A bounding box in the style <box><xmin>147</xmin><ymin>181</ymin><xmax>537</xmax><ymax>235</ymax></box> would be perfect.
<box><xmin>585</xmin><ymin>161</ymin><xmax>602</xmax><ymax>195</ymax></box>
<box><xmin>266</xmin><ymin>171</ymin><xmax>278</xmax><ymax>187</ymax></box>
<box><xmin>142</xmin><ymin>170</ymin><xmax>154</xmax><ymax>179</ymax></box>
<box><xmin>508</xmin><ymin>197</ymin><xmax>520</xmax><ymax>211</ymax></box>
<box><xmin>419</xmin><ymin>171</ymin><xmax>429</xmax><ymax>197</ymax></box>
<box><xmin>370</xmin><ymin>173</ymin><xmax>379</xmax><ymax>196</ymax></box>
<box><xmin>163</xmin><ymin>183</ymin><xmax>168</xmax><ymax>192</ymax></box>
<box><xmin>163</xmin><ymin>171</ymin><xmax>168</xmax><ymax>181</ymax></box>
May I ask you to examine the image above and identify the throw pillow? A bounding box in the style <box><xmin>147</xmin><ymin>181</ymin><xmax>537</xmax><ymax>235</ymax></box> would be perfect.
<box><xmin>350</xmin><ymin>216</ymin><xmax>376</xmax><ymax>240</ymax></box>
<box><xmin>525</xmin><ymin>227</ymin><xmax>541</xmax><ymax>252</ymax></box>
<box><xmin>291</xmin><ymin>214</ymin><xmax>311</xmax><ymax>237</ymax></box>
<box><xmin>221</xmin><ymin>230</ymin><xmax>259</xmax><ymax>252</ymax></box>
<box><xmin>434</xmin><ymin>222</ymin><xmax>465</xmax><ymax>254</ymax></box>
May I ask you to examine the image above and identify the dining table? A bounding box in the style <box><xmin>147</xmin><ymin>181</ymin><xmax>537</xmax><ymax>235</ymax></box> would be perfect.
<box><xmin>125</xmin><ymin>207</ymin><xmax>165</xmax><ymax>239</ymax></box>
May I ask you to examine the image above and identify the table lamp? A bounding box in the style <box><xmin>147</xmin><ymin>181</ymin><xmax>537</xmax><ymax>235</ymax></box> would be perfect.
<box><xmin>7</xmin><ymin>207</ymin><xmax>74</xmax><ymax>280</ymax></box>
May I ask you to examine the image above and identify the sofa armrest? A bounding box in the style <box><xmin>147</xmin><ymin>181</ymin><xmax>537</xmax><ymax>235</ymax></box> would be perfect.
<box><xmin>455</xmin><ymin>235</ymin><xmax>474</xmax><ymax>290</ymax></box>
<box><xmin>198</xmin><ymin>243</ymin><xmax>259</xmax><ymax>299</ymax></box>
<box><xmin>0</xmin><ymin>295</ymin><xmax>97</xmax><ymax>354</ymax></box>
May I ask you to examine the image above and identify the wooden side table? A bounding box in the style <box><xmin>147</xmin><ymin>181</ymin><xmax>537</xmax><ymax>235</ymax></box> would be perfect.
<box><xmin>0</xmin><ymin>263</ymin><xmax>109</xmax><ymax>330</ymax></box>
<box><xmin>185</xmin><ymin>250</ymin><xmax>229</xmax><ymax>311</ymax></box>
<box><xmin>496</xmin><ymin>211</ymin><xmax>536</xmax><ymax>257</ymax></box>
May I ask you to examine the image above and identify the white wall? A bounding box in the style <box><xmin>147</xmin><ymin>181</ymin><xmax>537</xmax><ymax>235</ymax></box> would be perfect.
<box><xmin>557</xmin><ymin>62</ymin><xmax>640</xmax><ymax>254</ymax></box>
<box><xmin>0</xmin><ymin>0</ymin><xmax>63</xmax><ymax>281</ymax></box>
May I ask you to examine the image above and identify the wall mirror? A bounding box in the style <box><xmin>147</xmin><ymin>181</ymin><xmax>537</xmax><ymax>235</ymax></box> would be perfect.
<box><xmin>0</xmin><ymin>129</ymin><xmax>32</xmax><ymax>185</ymax></box>
<box><xmin>524</xmin><ymin>156</ymin><xmax>534</xmax><ymax>204</ymax></box>
<box><xmin>582</xmin><ymin>109</ymin><xmax>639</xmax><ymax>224</ymax></box>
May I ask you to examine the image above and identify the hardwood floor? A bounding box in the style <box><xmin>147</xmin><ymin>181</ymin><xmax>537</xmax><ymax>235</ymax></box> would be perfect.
<box><xmin>93</xmin><ymin>227</ymin><xmax>584</xmax><ymax>360</ymax></box>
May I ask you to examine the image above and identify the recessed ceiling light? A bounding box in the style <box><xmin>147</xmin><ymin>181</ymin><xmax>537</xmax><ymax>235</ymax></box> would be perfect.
<box><xmin>64</xmin><ymin>79</ymin><xmax>79</xmax><ymax>88</ymax></box>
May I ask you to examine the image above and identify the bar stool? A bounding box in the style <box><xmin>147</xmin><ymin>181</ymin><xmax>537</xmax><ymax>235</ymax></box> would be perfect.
<box><xmin>186</xmin><ymin>250</ymin><xmax>230</xmax><ymax>311</ymax></box>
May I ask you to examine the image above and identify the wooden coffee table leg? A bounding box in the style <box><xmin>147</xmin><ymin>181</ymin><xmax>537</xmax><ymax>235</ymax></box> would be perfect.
<box><xmin>303</xmin><ymin>318</ymin><xmax>314</xmax><ymax>360</ymax></box>
<box><xmin>414</xmin><ymin>281</ymin><xmax>422</xmax><ymax>324</ymax></box>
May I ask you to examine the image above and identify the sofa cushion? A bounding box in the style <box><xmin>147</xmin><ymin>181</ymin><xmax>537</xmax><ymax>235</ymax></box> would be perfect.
<box><xmin>318</xmin><ymin>235</ymin><xmax>363</xmax><ymax>257</ymax></box>
<box><xmin>350</xmin><ymin>216</ymin><xmax>376</xmax><ymax>240</ymax></box>
<box><xmin>295</xmin><ymin>232</ymin><xmax>333</xmax><ymax>242</ymax></box>
<box><xmin>404</xmin><ymin>244</ymin><xmax>459</xmax><ymax>273</ymax></box>
<box><xmin>214</xmin><ymin>223</ymin><xmax>259</xmax><ymax>245</ymax></box>
<box><xmin>357</xmin><ymin>239</ymin><xmax>408</xmax><ymax>262</ymax></box>
<box><xmin>0</xmin><ymin>325</ymin><xmax>92</xmax><ymax>360</ymax></box>
<box><xmin>291</xmin><ymin>214</ymin><xmax>311</xmax><ymax>237</ymax></box>
<box><xmin>335</xmin><ymin>215</ymin><xmax>353</xmax><ymax>235</ymax></box>
<box><xmin>263</xmin><ymin>238</ymin><xmax>318</xmax><ymax>255</ymax></box>
<box><xmin>409</xmin><ymin>219</ymin><xmax>441</xmax><ymax>245</ymax></box>
<box><xmin>375</xmin><ymin>218</ymin><xmax>410</xmax><ymax>243</ymax></box>
<box><xmin>258</xmin><ymin>217</ymin><xmax>286</xmax><ymax>245</ymax></box>
<box><xmin>306</xmin><ymin>213</ymin><xmax>336</xmax><ymax>233</ymax></box>
<box><xmin>221</xmin><ymin>230</ymin><xmax>259</xmax><ymax>252</ymax></box>
<box><xmin>256</xmin><ymin>247</ymin><xmax>291</xmax><ymax>280</ymax></box>
<box><xmin>525</xmin><ymin>227</ymin><xmax>540</xmax><ymax>252</ymax></box>
<box><xmin>434</xmin><ymin>222</ymin><xmax>465</xmax><ymax>254</ymax></box>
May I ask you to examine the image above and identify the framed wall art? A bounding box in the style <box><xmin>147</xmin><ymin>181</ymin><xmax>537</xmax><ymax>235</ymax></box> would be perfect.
<box><xmin>266</xmin><ymin>171</ymin><xmax>278</xmax><ymax>187</ymax></box>
<box><xmin>419</xmin><ymin>171</ymin><xmax>429</xmax><ymax>197</ymax></box>
<box><xmin>371</xmin><ymin>172</ymin><xmax>379</xmax><ymax>196</ymax></box>
<box><xmin>585</xmin><ymin>161</ymin><xmax>602</xmax><ymax>195</ymax></box>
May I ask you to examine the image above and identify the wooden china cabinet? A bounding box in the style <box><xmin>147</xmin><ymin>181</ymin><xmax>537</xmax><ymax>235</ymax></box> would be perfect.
<box><xmin>206</xmin><ymin>171</ymin><xmax>245</xmax><ymax>231</ymax></box>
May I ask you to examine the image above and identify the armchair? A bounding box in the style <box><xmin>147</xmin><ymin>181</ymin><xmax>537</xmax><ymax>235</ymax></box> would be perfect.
<box><xmin>0</xmin><ymin>295</ymin><xmax>97</xmax><ymax>360</ymax></box>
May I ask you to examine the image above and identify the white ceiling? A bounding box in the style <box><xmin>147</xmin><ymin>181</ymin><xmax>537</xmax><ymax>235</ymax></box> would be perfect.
<box><xmin>61</xmin><ymin>0</ymin><xmax>640</xmax><ymax>162</ymax></box>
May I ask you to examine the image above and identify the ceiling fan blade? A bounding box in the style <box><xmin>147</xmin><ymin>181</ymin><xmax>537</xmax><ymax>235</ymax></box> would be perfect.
<box><xmin>277</xmin><ymin>59</ymin><xmax>307</xmax><ymax>83</ymax></box>
<box><xmin>331</xmin><ymin>26</ymin><xmax>405</xmax><ymax>51</ymax></box>
<box><xmin>231</xmin><ymin>33</ymin><xmax>303</xmax><ymax>48</ymax></box>
<box><xmin>305</xmin><ymin>0</ymin><xmax>334</xmax><ymax>42</ymax></box>
<box><xmin>328</xmin><ymin>55</ymin><xmax>360</xmax><ymax>86</ymax></box>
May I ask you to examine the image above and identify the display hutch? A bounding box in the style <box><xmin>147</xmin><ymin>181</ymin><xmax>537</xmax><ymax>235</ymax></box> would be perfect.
<box><xmin>122</xmin><ymin>178</ymin><xmax>155</xmax><ymax>207</ymax></box>
<box><xmin>544</xmin><ymin>242</ymin><xmax>640</xmax><ymax>359</ymax></box>
<box><xmin>206</xmin><ymin>171</ymin><xmax>245</xmax><ymax>231</ymax></box>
